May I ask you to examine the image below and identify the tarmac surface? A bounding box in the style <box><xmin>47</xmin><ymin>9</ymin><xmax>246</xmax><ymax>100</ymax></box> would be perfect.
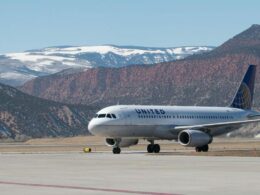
<box><xmin>0</xmin><ymin>151</ymin><xmax>260</xmax><ymax>195</ymax></box>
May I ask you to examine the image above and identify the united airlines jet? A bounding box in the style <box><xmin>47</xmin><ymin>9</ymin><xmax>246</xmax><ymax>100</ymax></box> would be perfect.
<box><xmin>88</xmin><ymin>65</ymin><xmax>260</xmax><ymax>154</ymax></box>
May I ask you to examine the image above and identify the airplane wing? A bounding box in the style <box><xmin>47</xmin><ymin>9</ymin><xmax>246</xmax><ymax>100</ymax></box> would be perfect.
<box><xmin>171</xmin><ymin>118</ymin><xmax>260</xmax><ymax>136</ymax></box>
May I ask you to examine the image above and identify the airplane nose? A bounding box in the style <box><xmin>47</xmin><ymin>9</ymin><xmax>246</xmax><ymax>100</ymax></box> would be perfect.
<box><xmin>88</xmin><ymin>119</ymin><xmax>96</xmax><ymax>135</ymax></box>
<box><xmin>88</xmin><ymin>118</ymin><xmax>109</xmax><ymax>136</ymax></box>
<box><xmin>88</xmin><ymin>119</ymin><xmax>104</xmax><ymax>135</ymax></box>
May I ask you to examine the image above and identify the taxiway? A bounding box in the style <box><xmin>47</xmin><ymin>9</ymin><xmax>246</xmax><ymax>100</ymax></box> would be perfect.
<box><xmin>0</xmin><ymin>152</ymin><xmax>259</xmax><ymax>195</ymax></box>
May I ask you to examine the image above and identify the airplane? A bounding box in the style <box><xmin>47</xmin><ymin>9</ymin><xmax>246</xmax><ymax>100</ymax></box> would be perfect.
<box><xmin>88</xmin><ymin>65</ymin><xmax>260</xmax><ymax>154</ymax></box>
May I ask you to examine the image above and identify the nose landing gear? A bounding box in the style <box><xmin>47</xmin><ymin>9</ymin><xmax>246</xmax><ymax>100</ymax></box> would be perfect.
<box><xmin>113</xmin><ymin>147</ymin><xmax>121</xmax><ymax>154</ymax></box>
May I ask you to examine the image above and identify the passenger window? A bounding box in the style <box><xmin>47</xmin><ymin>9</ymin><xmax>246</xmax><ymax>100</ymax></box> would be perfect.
<box><xmin>98</xmin><ymin>114</ymin><xmax>106</xmax><ymax>118</ymax></box>
<box><xmin>107</xmin><ymin>114</ymin><xmax>112</xmax><ymax>118</ymax></box>
<box><xmin>112</xmin><ymin>114</ymin><xmax>116</xmax><ymax>119</ymax></box>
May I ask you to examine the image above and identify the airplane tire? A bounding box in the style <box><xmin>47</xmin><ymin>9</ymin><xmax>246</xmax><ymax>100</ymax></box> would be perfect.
<box><xmin>202</xmin><ymin>145</ymin><xmax>209</xmax><ymax>152</ymax></box>
<box><xmin>153</xmin><ymin>144</ymin><xmax>160</xmax><ymax>153</ymax></box>
<box><xmin>113</xmin><ymin>147</ymin><xmax>121</xmax><ymax>154</ymax></box>
<box><xmin>196</xmin><ymin>145</ymin><xmax>209</xmax><ymax>152</ymax></box>
<box><xmin>147</xmin><ymin>144</ymin><xmax>154</xmax><ymax>153</ymax></box>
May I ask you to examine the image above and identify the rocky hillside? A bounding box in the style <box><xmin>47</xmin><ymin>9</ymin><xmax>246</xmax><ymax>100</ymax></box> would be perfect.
<box><xmin>20</xmin><ymin>25</ymin><xmax>260</xmax><ymax>106</ymax></box>
<box><xmin>19</xmin><ymin>25</ymin><xmax>260</xmax><ymax>137</ymax></box>
<box><xmin>0</xmin><ymin>83</ymin><xmax>97</xmax><ymax>139</ymax></box>
<box><xmin>0</xmin><ymin>45</ymin><xmax>213</xmax><ymax>86</ymax></box>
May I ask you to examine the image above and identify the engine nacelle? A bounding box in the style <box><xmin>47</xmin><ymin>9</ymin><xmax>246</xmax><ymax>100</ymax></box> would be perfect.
<box><xmin>178</xmin><ymin>130</ymin><xmax>212</xmax><ymax>147</ymax></box>
<box><xmin>106</xmin><ymin>138</ymin><xmax>138</xmax><ymax>148</ymax></box>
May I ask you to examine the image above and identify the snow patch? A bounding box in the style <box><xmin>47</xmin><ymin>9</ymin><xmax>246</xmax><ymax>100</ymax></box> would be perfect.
<box><xmin>1</xmin><ymin>45</ymin><xmax>214</xmax><ymax>86</ymax></box>
<box><xmin>5</xmin><ymin>53</ymin><xmax>75</xmax><ymax>63</ymax></box>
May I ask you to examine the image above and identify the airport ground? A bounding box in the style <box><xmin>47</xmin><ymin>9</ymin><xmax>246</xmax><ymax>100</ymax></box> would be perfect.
<box><xmin>0</xmin><ymin>136</ymin><xmax>260</xmax><ymax>157</ymax></box>
<box><xmin>0</xmin><ymin>136</ymin><xmax>260</xmax><ymax>195</ymax></box>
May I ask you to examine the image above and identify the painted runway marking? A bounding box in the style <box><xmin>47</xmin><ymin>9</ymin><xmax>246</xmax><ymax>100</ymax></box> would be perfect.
<box><xmin>0</xmin><ymin>181</ymin><xmax>180</xmax><ymax>195</ymax></box>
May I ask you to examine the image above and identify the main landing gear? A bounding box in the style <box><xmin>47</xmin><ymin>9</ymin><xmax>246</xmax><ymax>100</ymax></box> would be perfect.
<box><xmin>195</xmin><ymin>145</ymin><xmax>209</xmax><ymax>152</ymax></box>
<box><xmin>147</xmin><ymin>140</ymin><xmax>160</xmax><ymax>153</ymax></box>
<box><xmin>113</xmin><ymin>147</ymin><xmax>121</xmax><ymax>154</ymax></box>
<box><xmin>147</xmin><ymin>144</ymin><xmax>160</xmax><ymax>153</ymax></box>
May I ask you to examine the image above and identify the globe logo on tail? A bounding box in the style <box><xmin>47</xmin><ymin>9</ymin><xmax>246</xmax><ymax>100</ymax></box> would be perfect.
<box><xmin>232</xmin><ymin>82</ymin><xmax>252</xmax><ymax>109</ymax></box>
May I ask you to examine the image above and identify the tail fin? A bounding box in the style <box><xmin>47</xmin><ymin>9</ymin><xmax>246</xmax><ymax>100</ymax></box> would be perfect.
<box><xmin>230</xmin><ymin>65</ymin><xmax>256</xmax><ymax>110</ymax></box>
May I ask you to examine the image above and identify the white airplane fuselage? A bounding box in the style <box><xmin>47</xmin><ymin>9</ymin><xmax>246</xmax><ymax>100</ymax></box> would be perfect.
<box><xmin>88</xmin><ymin>105</ymin><xmax>256</xmax><ymax>140</ymax></box>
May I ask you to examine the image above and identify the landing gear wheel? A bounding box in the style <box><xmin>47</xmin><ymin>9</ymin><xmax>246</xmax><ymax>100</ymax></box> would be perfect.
<box><xmin>153</xmin><ymin>144</ymin><xmax>160</xmax><ymax>153</ymax></box>
<box><xmin>202</xmin><ymin>145</ymin><xmax>209</xmax><ymax>152</ymax></box>
<box><xmin>147</xmin><ymin>144</ymin><xmax>154</xmax><ymax>153</ymax></box>
<box><xmin>195</xmin><ymin>145</ymin><xmax>209</xmax><ymax>152</ymax></box>
<box><xmin>147</xmin><ymin>144</ymin><xmax>160</xmax><ymax>153</ymax></box>
<box><xmin>113</xmin><ymin>147</ymin><xmax>121</xmax><ymax>154</ymax></box>
<box><xmin>195</xmin><ymin>147</ymin><xmax>202</xmax><ymax>152</ymax></box>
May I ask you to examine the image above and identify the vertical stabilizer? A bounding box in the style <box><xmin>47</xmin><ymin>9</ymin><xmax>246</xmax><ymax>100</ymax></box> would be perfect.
<box><xmin>230</xmin><ymin>65</ymin><xmax>256</xmax><ymax>110</ymax></box>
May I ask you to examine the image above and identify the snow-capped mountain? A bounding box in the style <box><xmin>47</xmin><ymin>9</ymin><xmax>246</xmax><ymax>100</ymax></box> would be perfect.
<box><xmin>0</xmin><ymin>45</ymin><xmax>214</xmax><ymax>86</ymax></box>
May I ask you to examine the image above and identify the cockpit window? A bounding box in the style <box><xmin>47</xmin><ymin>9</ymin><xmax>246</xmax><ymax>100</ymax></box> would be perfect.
<box><xmin>95</xmin><ymin>113</ymin><xmax>116</xmax><ymax>119</ymax></box>
<box><xmin>98</xmin><ymin>114</ymin><xmax>106</xmax><ymax>118</ymax></box>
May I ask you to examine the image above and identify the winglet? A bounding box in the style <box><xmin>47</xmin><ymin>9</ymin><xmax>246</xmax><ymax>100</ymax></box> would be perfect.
<box><xmin>230</xmin><ymin>65</ymin><xmax>256</xmax><ymax>110</ymax></box>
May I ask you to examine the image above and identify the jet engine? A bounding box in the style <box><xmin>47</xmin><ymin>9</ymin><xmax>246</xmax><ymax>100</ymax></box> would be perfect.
<box><xmin>106</xmin><ymin>138</ymin><xmax>138</xmax><ymax>148</ymax></box>
<box><xmin>178</xmin><ymin>130</ymin><xmax>212</xmax><ymax>147</ymax></box>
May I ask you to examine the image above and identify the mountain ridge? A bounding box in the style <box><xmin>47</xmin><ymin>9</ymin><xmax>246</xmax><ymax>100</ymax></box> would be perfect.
<box><xmin>0</xmin><ymin>83</ymin><xmax>97</xmax><ymax>139</ymax></box>
<box><xmin>0</xmin><ymin>45</ymin><xmax>213</xmax><ymax>86</ymax></box>
<box><xmin>20</xmin><ymin>25</ymin><xmax>260</xmax><ymax>106</ymax></box>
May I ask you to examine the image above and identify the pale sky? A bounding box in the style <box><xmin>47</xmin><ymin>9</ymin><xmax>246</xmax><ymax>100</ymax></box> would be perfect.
<box><xmin>0</xmin><ymin>0</ymin><xmax>259</xmax><ymax>53</ymax></box>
